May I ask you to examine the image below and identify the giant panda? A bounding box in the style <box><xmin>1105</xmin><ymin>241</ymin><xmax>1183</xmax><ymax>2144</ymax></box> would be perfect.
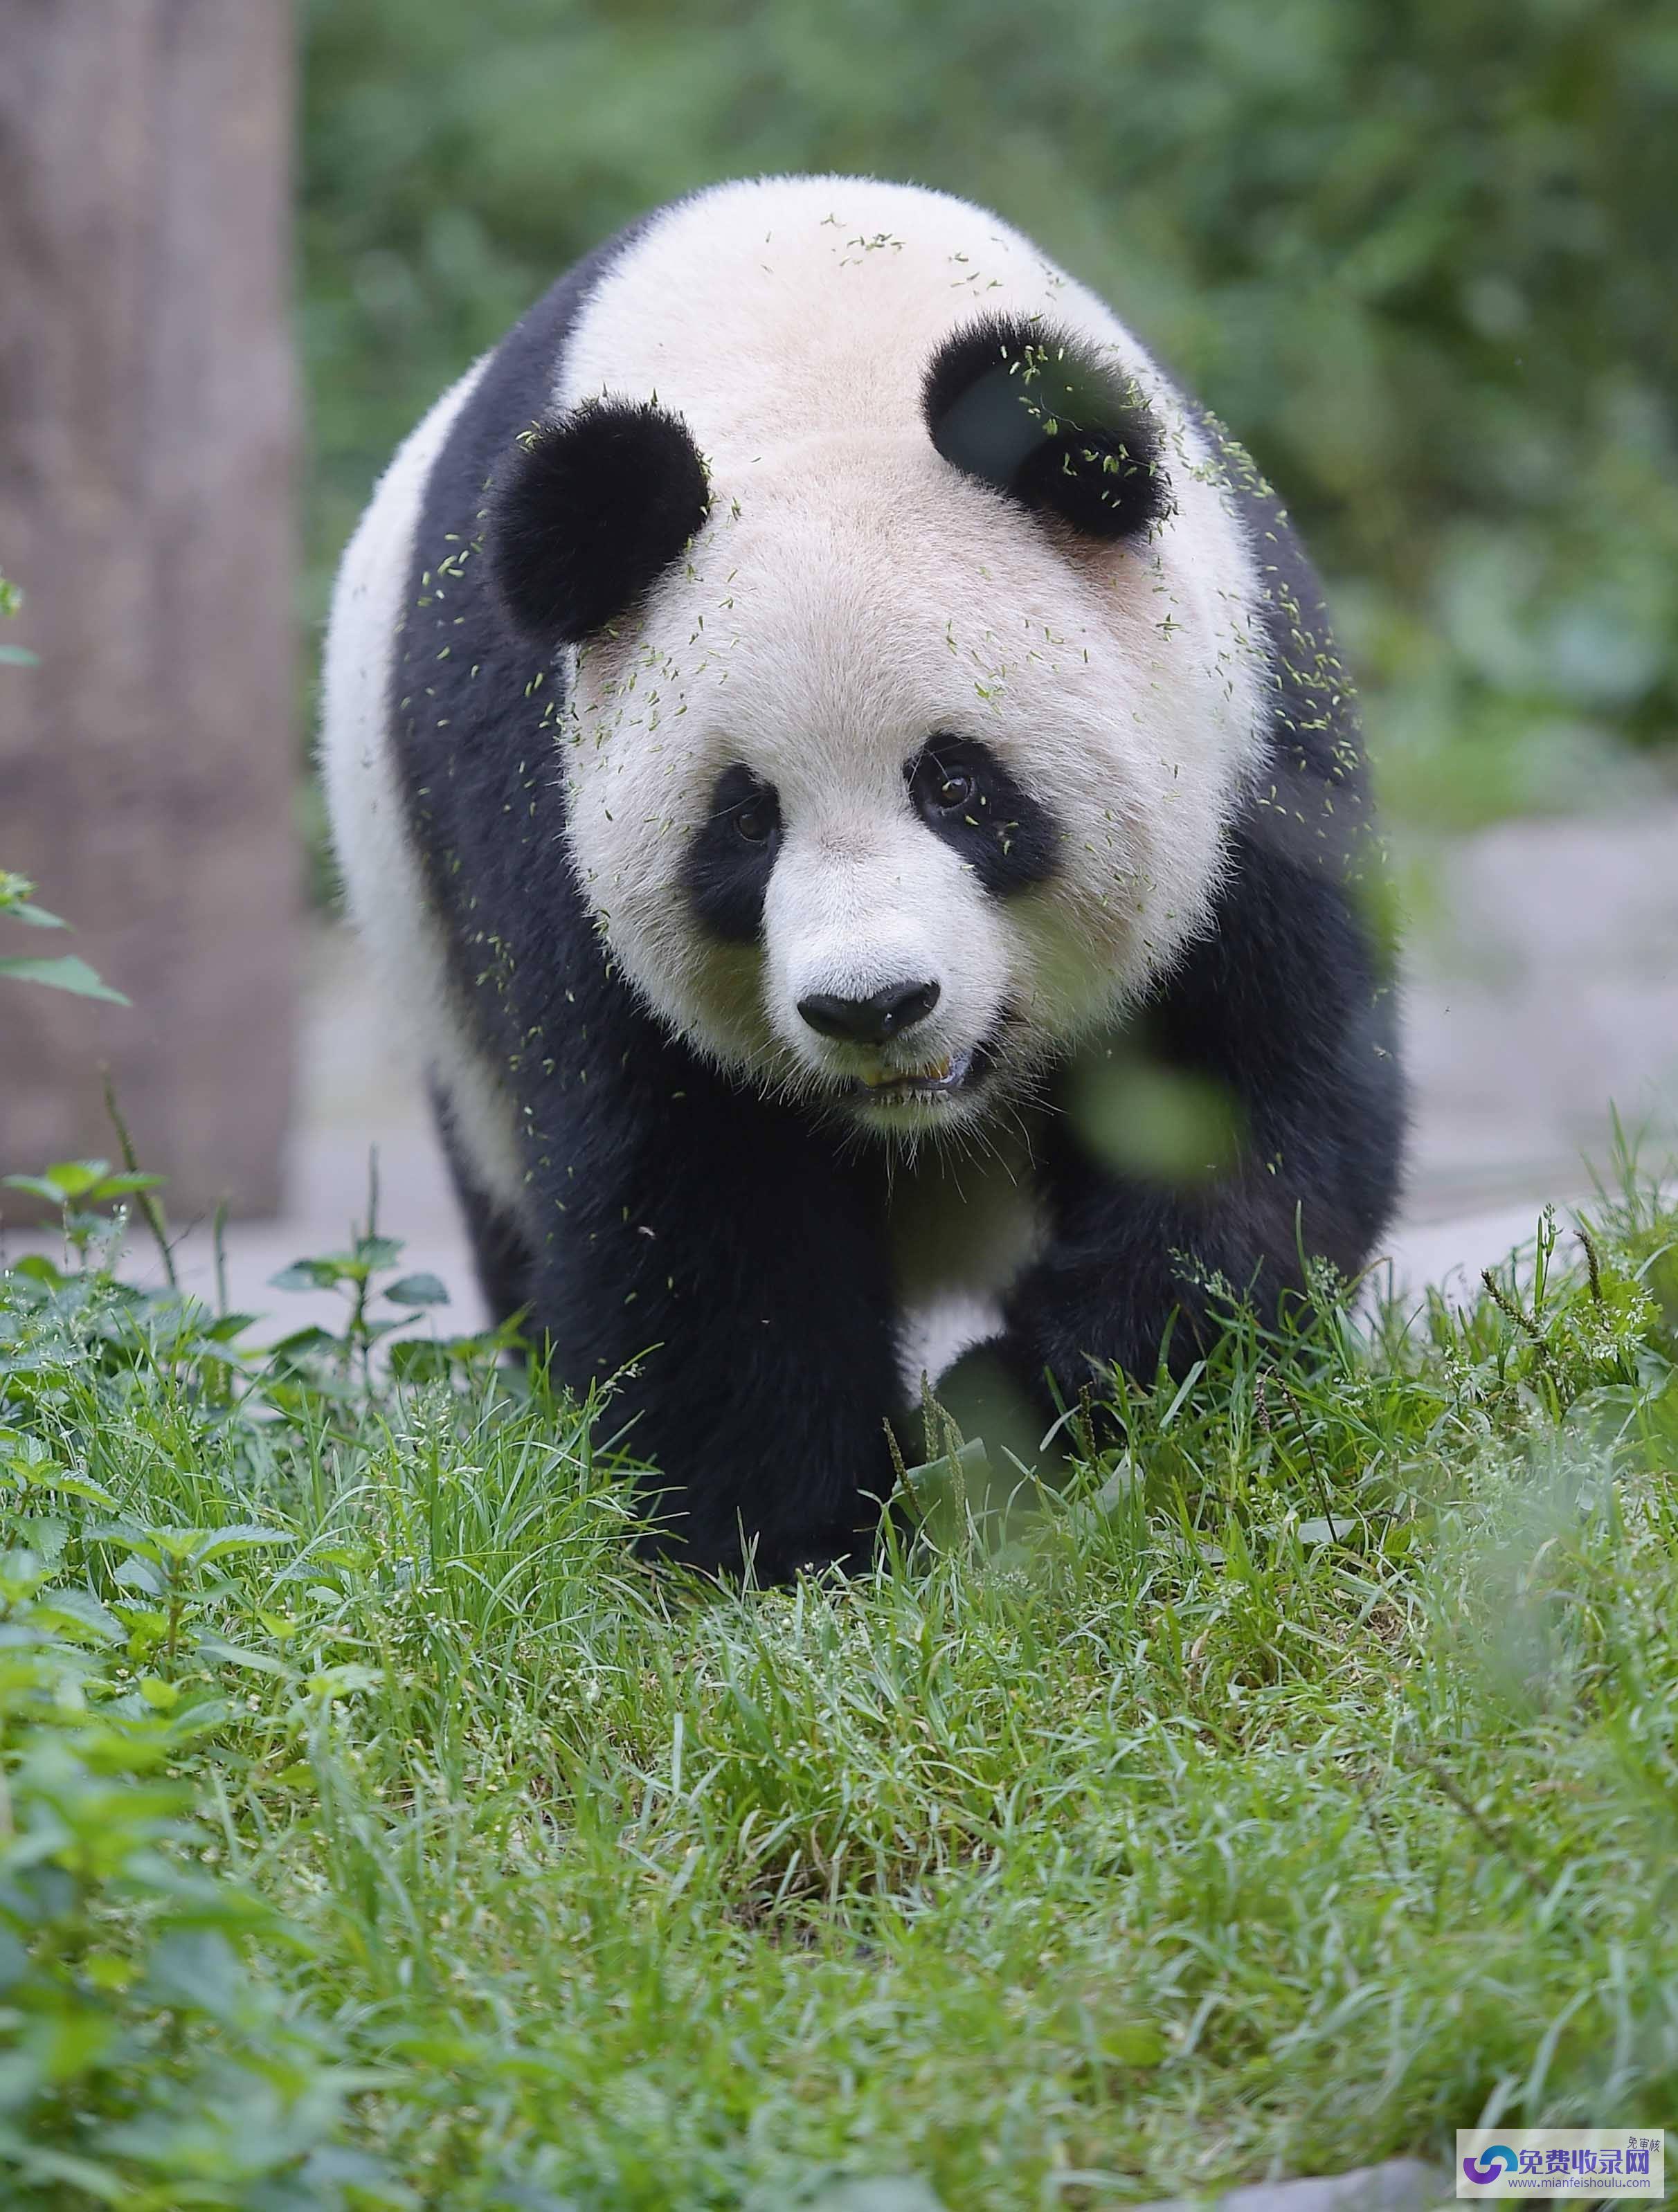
<box><xmin>323</xmin><ymin>174</ymin><xmax>1404</xmax><ymax>1578</ymax></box>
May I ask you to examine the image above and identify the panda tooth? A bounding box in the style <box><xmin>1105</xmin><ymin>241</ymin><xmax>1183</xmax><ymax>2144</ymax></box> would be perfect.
<box><xmin>857</xmin><ymin>1055</ymin><xmax>954</xmax><ymax>1093</ymax></box>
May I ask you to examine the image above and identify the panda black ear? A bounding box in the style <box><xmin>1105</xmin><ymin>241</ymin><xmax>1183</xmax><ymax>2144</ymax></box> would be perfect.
<box><xmin>921</xmin><ymin>315</ymin><xmax>1171</xmax><ymax>542</ymax></box>
<box><xmin>489</xmin><ymin>397</ymin><xmax>710</xmax><ymax>646</ymax></box>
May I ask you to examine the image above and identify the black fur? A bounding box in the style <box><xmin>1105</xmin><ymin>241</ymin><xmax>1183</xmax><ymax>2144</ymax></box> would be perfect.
<box><xmin>923</xmin><ymin>314</ymin><xmax>1171</xmax><ymax>541</ymax></box>
<box><xmin>680</xmin><ymin>765</ymin><xmax>782</xmax><ymax>944</ymax></box>
<box><xmin>489</xmin><ymin>397</ymin><xmax>710</xmax><ymax>646</ymax></box>
<box><xmin>393</xmin><ymin>226</ymin><xmax>903</xmax><ymax>1579</ymax></box>
<box><xmin>384</xmin><ymin>208</ymin><xmax>1401</xmax><ymax>1579</ymax></box>
<box><xmin>992</xmin><ymin>413</ymin><xmax>1405</xmax><ymax>1413</ymax></box>
<box><xmin>906</xmin><ymin>736</ymin><xmax>1061</xmax><ymax>895</ymax></box>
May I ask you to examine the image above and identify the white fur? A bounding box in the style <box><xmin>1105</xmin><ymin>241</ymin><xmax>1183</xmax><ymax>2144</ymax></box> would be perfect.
<box><xmin>319</xmin><ymin>354</ymin><xmax>530</xmax><ymax>1220</ymax></box>
<box><xmin>556</xmin><ymin>177</ymin><xmax>1268</xmax><ymax>1138</ymax></box>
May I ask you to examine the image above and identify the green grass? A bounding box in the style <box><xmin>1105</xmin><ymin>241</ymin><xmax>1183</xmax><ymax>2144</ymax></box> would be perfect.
<box><xmin>1</xmin><ymin>1168</ymin><xmax>1676</xmax><ymax>2209</ymax></box>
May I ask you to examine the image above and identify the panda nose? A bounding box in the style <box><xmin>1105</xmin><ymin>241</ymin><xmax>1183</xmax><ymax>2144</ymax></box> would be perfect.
<box><xmin>797</xmin><ymin>980</ymin><xmax>941</xmax><ymax>1046</ymax></box>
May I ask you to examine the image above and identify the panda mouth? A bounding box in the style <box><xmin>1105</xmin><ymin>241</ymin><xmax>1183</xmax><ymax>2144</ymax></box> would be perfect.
<box><xmin>844</xmin><ymin>1040</ymin><xmax>991</xmax><ymax>1105</ymax></box>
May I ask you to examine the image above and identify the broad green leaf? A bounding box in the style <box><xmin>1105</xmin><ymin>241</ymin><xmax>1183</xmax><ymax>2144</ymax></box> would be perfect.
<box><xmin>24</xmin><ymin>2002</ymin><xmax>117</xmax><ymax>2081</ymax></box>
<box><xmin>388</xmin><ymin>1339</ymin><xmax>452</xmax><ymax>1382</ymax></box>
<box><xmin>190</xmin><ymin>1524</ymin><xmax>294</xmax><ymax>1565</ymax></box>
<box><xmin>90</xmin><ymin>1519</ymin><xmax>152</xmax><ymax>1550</ymax></box>
<box><xmin>1</xmin><ymin>2143</ymin><xmax>128</xmax><ymax>2201</ymax></box>
<box><xmin>202</xmin><ymin>1311</ymin><xmax>260</xmax><ymax>1342</ymax></box>
<box><xmin>0</xmin><ymin>1547</ymin><xmax>49</xmax><ymax>1596</ymax></box>
<box><xmin>1</xmin><ymin>1175</ymin><xmax>69</xmax><ymax>1204</ymax></box>
<box><xmin>269</xmin><ymin>1258</ymin><xmax>348</xmax><ymax>1291</ymax></box>
<box><xmin>15</xmin><ymin>1514</ymin><xmax>68</xmax><ymax>1563</ymax></box>
<box><xmin>43</xmin><ymin>1161</ymin><xmax>113</xmax><ymax>1199</ymax></box>
<box><xmin>19</xmin><ymin>1467</ymin><xmax>117</xmax><ymax>1509</ymax></box>
<box><xmin>132</xmin><ymin>1526</ymin><xmax>205</xmax><ymax>1563</ymax></box>
<box><xmin>0</xmin><ymin>954</ymin><xmax>128</xmax><ymax>1004</ymax></box>
<box><xmin>264</xmin><ymin>1324</ymin><xmax>342</xmax><ymax>1357</ymax></box>
<box><xmin>113</xmin><ymin>1556</ymin><xmax>165</xmax><ymax>1597</ymax></box>
<box><xmin>384</xmin><ymin>1271</ymin><xmax>450</xmax><ymax>1307</ymax></box>
<box><xmin>36</xmin><ymin>1586</ymin><xmax>123</xmax><ymax>1644</ymax></box>
<box><xmin>142</xmin><ymin>1928</ymin><xmax>245</xmax><ymax>2022</ymax></box>
<box><xmin>5</xmin><ymin>1250</ymin><xmax>63</xmax><ymax>1283</ymax></box>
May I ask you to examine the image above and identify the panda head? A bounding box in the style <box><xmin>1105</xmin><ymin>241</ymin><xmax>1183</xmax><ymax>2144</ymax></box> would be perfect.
<box><xmin>490</xmin><ymin>314</ymin><xmax>1257</xmax><ymax>1140</ymax></box>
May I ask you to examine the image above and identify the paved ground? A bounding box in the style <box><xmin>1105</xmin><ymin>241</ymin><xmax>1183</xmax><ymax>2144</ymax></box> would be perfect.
<box><xmin>5</xmin><ymin>804</ymin><xmax>1675</xmax><ymax>1340</ymax></box>
<box><xmin>1400</xmin><ymin>805</ymin><xmax>1678</xmax><ymax>1217</ymax></box>
<box><xmin>1387</xmin><ymin>801</ymin><xmax>1678</xmax><ymax>1298</ymax></box>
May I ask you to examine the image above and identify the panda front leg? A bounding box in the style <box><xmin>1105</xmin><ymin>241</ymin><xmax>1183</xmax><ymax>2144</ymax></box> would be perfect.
<box><xmin>523</xmin><ymin>1054</ymin><xmax>905</xmax><ymax>1580</ymax></box>
<box><xmin>992</xmin><ymin>837</ymin><xmax>1405</xmax><ymax>1437</ymax></box>
<box><xmin>991</xmin><ymin>1167</ymin><xmax>1328</xmax><ymax>1422</ymax></box>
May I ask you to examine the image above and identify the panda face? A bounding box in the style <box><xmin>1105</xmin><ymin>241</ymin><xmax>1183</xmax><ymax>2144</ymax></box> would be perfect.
<box><xmin>685</xmin><ymin>729</ymin><xmax>1056</xmax><ymax>1134</ymax></box>
<box><xmin>559</xmin><ymin>447</ymin><xmax>1258</xmax><ymax>1141</ymax></box>
<box><xmin>478</xmin><ymin>181</ymin><xmax>1275</xmax><ymax>1142</ymax></box>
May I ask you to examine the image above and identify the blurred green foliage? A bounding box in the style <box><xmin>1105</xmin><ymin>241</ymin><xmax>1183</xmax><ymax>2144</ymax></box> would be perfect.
<box><xmin>302</xmin><ymin>0</ymin><xmax>1678</xmax><ymax>819</ymax></box>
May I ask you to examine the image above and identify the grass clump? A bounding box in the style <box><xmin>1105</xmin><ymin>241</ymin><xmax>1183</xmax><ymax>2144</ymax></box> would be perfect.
<box><xmin>0</xmin><ymin>1174</ymin><xmax>1675</xmax><ymax>2206</ymax></box>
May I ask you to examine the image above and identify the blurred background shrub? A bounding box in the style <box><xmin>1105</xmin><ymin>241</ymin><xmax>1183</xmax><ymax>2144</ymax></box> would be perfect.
<box><xmin>301</xmin><ymin>0</ymin><xmax>1678</xmax><ymax>827</ymax></box>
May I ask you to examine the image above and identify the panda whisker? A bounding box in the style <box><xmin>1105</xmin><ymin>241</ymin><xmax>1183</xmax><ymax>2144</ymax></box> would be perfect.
<box><xmin>975</xmin><ymin>1121</ymin><xmax>1013</xmax><ymax>1177</ymax></box>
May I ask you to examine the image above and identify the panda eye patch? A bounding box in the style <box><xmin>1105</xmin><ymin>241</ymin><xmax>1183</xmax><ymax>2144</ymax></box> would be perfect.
<box><xmin>682</xmin><ymin>763</ymin><xmax>782</xmax><ymax>943</ymax></box>
<box><xmin>906</xmin><ymin>737</ymin><xmax>1061</xmax><ymax>897</ymax></box>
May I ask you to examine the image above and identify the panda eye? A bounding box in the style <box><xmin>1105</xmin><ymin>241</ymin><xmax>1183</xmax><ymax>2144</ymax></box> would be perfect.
<box><xmin>730</xmin><ymin>786</ymin><xmax>778</xmax><ymax>844</ymax></box>
<box><xmin>910</xmin><ymin>750</ymin><xmax>980</xmax><ymax>819</ymax></box>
